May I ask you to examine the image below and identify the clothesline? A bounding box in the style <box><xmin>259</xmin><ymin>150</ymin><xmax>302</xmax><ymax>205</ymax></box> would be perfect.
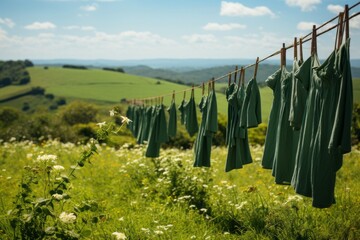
<box><xmin>130</xmin><ymin>3</ymin><xmax>359</xmax><ymax>103</ymax></box>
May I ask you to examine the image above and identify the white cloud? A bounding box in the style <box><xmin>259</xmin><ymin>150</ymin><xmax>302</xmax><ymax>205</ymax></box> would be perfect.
<box><xmin>0</xmin><ymin>18</ymin><xmax>15</xmax><ymax>28</ymax></box>
<box><xmin>203</xmin><ymin>23</ymin><xmax>246</xmax><ymax>31</ymax></box>
<box><xmin>327</xmin><ymin>4</ymin><xmax>343</xmax><ymax>14</ymax></box>
<box><xmin>285</xmin><ymin>0</ymin><xmax>321</xmax><ymax>12</ymax></box>
<box><xmin>182</xmin><ymin>34</ymin><xmax>217</xmax><ymax>43</ymax></box>
<box><xmin>64</xmin><ymin>25</ymin><xmax>96</xmax><ymax>31</ymax></box>
<box><xmin>220</xmin><ymin>1</ymin><xmax>275</xmax><ymax>17</ymax></box>
<box><xmin>25</xmin><ymin>22</ymin><xmax>56</xmax><ymax>30</ymax></box>
<box><xmin>297</xmin><ymin>21</ymin><xmax>318</xmax><ymax>31</ymax></box>
<box><xmin>81</xmin><ymin>4</ymin><xmax>97</xmax><ymax>11</ymax></box>
<box><xmin>350</xmin><ymin>13</ymin><xmax>360</xmax><ymax>29</ymax></box>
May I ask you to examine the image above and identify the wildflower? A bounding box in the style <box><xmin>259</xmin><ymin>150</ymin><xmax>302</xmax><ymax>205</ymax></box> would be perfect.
<box><xmin>52</xmin><ymin>193</ymin><xmax>64</xmax><ymax>200</ymax></box>
<box><xmin>52</xmin><ymin>165</ymin><xmax>65</xmax><ymax>171</ymax></box>
<box><xmin>35</xmin><ymin>154</ymin><xmax>57</xmax><ymax>164</ymax></box>
<box><xmin>10</xmin><ymin>137</ymin><xmax>16</xmax><ymax>142</ymax></box>
<box><xmin>112</xmin><ymin>232</ymin><xmax>127</xmax><ymax>240</ymax></box>
<box><xmin>200</xmin><ymin>208</ymin><xmax>207</xmax><ymax>213</ymax></box>
<box><xmin>154</xmin><ymin>230</ymin><xmax>164</xmax><ymax>235</ymax></box>
<box><xmin>120</xmin><ymin>116</ymin><xmax>132</xmax><ymax>124</ymax></box>
<box><xmin>96</xmin><ymin>121</ymin><xmax>106</xmax><ymax>128</ymax></box>
<box><xmin>118</xmin><ymin>217</ymin><xmax>124</xmax><ymax>221</ymax></box>
<box><xmin>26</xmin><ymin>153</ymin><xmax>33</xmax><ymax>159</ymax></box>
<box><xmin>110</xmin><ymin>109</ymin><xmax>117</xmax><ymax>116</ymax></box>
<box><xmin>59</xmin><ymin>212</ymin><xmax>76</xmax><ymax>224</ymax></box>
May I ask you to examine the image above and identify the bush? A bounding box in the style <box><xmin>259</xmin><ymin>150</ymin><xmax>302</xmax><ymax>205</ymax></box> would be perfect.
<box><xmin>61</xmin><ymin>101</ymin><xmax>98</xmax><ymax>125</ymax></box>
<box><xmin>352</xmin><ymin>102</ymin><xmax>360</xmax><ymax>146</ymax></box>
<box><xmin>56</xmin><ymin>97</ymin><xmax>66</xmax><ymax>106</ymax></box>
<box><xmin>45</xmin><ymin>93</ymin><xmax>55</xmax><ymax>100</ymax></box>
<box><xmin>0</xmin><ymin>107</ymin><xmax>22</xmax><ymax>127</ymax></box>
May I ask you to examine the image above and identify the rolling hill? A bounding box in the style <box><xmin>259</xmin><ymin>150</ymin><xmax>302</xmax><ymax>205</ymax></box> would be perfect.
<box><xmin>2</xmin><ymin>66</ymin><xmax>358</xmax><ymax>121</ymax></box>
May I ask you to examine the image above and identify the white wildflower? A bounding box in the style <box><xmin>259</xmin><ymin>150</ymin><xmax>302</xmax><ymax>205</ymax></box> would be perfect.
<box><xmin>52</xmin><ymin>165</ymin><xmax>65</xmax><ymax>171</ymax></box>
<box><xmin>154</xmin><ymin>230</ymin><xmax>164</xmax><ymax>235</ymax></box>
<box><xmin>236</xmin><ymin>201</ymin><xmax>248</xmax><ymax>210</ymax></box>
<box><xmin>9</xmin><ymin>137</ymin><xmax>16</xmax><ymax>142</ymax></box>
<box><xmin>110</xmin><ymin>109</ymin><xmax>117</xmax><ymax>116</ymax></box>
<box><xmin>118</xmin><ymin>217</ymin><xmax>124</xmax><ymax>221</ymax></box>
<box><xmin>35</xmin><ymin>154</ymin><xmax>57</xmax><ymax>164</ymax></box>
<box><xmin>284</xmin><ymin>195</ymin><xmax>303</xmax><ymax>205</ymax></box>
<box><xmin>120</xmin><ymin>116</ymin><xmax>132</xmax><ymax>124</ymax></box>
<box><xmin>59</xmin><ymin>212</ymin><xmax>76</xmax><ymax>224</ymax></box>
<box><xmin>26</xmin><ymin>153</ymin><xmax>33</xmax><ymax>159</ymax></box>
<box><xmin>200</xmin><ymin>208</ymin><xmax>207</xmax><ymax>213</ymax></box>
<box><xmin>190</xmin><ymin>236</ymin><xmax>196</xmax><ymax>239</ymax></box>
<box><xmin>52</xmin><ymin>193</ymin><xmax>64</xmax><ymax>200</ymax></box>
<box><xmin>96</xmin><ymin>121</ymin><xmax>106</xmax><ymax>128</ymax></box>
<box><xmin>112</xmin><ymin>232</ymin><xmax>127</xmax><ymax>240</ymax></box>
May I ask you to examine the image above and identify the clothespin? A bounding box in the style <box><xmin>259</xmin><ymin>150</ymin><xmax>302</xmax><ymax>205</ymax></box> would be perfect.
<box><xmin>234</xmin><ymin>66</ymin><xmax>238</xmax><ymax>84</ymax></box>
<box><xmin>311</xmin><ymin>25</ymin><xmax>317</xmax><ymax>55</ymax></box>
<box><xmin>202</xmin><ymin>82</ymin><xmax>205</xmax><ymax>96</ymax></box>
<box><xmin>183</xmin><ymin>90</ymin><xmax>186</xmax><ymax>100</ymax></box>
<box><xmin>191</xmin><ymin>84</ymin><xmax>194</xmax><ymax>98</ymax></box>
<box><xmin>336</xmin><ymin>12</ymin><xmax>345</xmax><ymax>50</ymax></box>
<box><xmin>299</xmin><ymin>37</ymin><xmax>304</xmax><ymax>63</ymax></box>
<box><xmin>254</xmin><ymin>57</ymin><xmax>259</xmax><ymax>78</ymax></box>
<box><xmin>208</xmin><ymin>81</ymin><xmax>211</xmax><ymax>94</ymax></box>
<box><xmin>281</xmin><ymin>43</ymin><xmax>286</xmax><ymax>67</ymax></box>
<box><xmin>294</xmin><ymin>37</ymin><xmax>298</xmax><ymax>60</ymax></box>
<box><xmin>212</xmin><ymin>77</ymin><xmax>215</xmax><ymax>91</ymax></box>
<box><xmin>345</xmin><ymin>4</ymin><xmax>349</xmax><ymax>40</ymax></box>
<box><xmin>239</xmin><ymin>67</ymin><xmax>245</xmax><ymax>87</ymax></box>
<box><xmin>228</xmin><ymin>72</ymin><xmax>231</xmax><ymax>87</ymax></box>
<box><xmin>172</xmin><ymin>90</ymin><xmax>175</xmax><ymax>101</ymax></box>
<box><xmin>161</xmin><ymin>96</ymin><xmax>164</xmax><ymax>104</ymax></box>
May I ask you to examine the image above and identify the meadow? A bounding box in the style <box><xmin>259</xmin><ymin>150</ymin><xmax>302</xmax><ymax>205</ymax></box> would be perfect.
<box><xmin>0</xmin><ymin>137</ymin><xmax>359</xmax><ymax>239</ymax></box>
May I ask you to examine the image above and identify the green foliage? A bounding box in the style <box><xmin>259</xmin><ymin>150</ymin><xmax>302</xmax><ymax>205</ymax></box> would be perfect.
<box><xmin>352</xmin><ymin>102</ymin><xmax>360</xmax><ymax>145</ymax></box>
<box><xmin>0</xmin><ymin>107</ymin><xmax>22</xmax><ymax>127</ymax></box>
<box><xmin>61</xmin><ymin>101</ymin><xmax>98</xmax><ymax>125</ymax></box>
<box><xmin>0</xmin><ymin>60</ymin><xmax>32</xmax><ymax>87</ymax></box>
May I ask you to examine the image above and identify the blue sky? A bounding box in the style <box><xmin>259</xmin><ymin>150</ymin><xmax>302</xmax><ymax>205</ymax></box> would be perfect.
<box><xmin>0</xmin><ymin>0</ymin><xmax>359</xmax><ymax>60</ymax></box>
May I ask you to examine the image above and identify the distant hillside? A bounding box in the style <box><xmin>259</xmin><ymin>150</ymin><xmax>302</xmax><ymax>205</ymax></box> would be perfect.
<box><xmin>124</xmin><ymin>64</ymin><xmax>360</xmax><ymax>85</ymax></box>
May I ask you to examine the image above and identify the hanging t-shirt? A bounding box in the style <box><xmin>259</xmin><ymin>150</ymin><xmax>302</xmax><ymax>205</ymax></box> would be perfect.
<box><xmin>193</xmin><ymin>88</ymin><xmax>218</xmax><ymax>167</ymax></box>
<box><xmin>178</xmin><ymin>99</ymin><xmax>187</xmax><ymax>125</ymax></box>
<box><xmin>167</xmin><ymin>99</ymin><xmax>177</xmax><ymax>137</ymax></box>
<box><xmin>145</xmin><ymin>104</ymin><xmax>168</xmax><ymax>158</ymax></box>
<box><xmin>261</xmin><ymin>68</ymin><xmax>282</xmax><ymax>169</ymax></box>
<box><xmin>271</xmin><ymin>63</ymin><xmax>300</xmax><ymax>184</ymax></box>
<box><xmin>240</xmin><ymin>77</ymin><xmax>262</xmax><ymax>129</ymax></box>
<box><xmin>289</xmin><ymin>57</ymin><xmax>312</xmax><ymax>130</ymax></box>
<box><xmin>184</xmin><ymin>94</ymin><xmax>199</xmax><ymax>137</ymax></box>
<box><xmin>292</xmin><ymin>39</ymin><xmax>352</xmax><ymax>208</ymax></box>
<box><xmin>225</xmin><ymin>83</ymin><xmax>252</xmax><ymax>172</ymax></box>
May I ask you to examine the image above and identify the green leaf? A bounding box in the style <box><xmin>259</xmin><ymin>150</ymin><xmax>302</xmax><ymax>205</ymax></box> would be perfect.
<box><xmin>91</xmin><ymin>216</ymin><xmax>98</xmax><ymax>224</ymax></box>
<box><xmin>82</xmin><ymin>229</ymin><xmax>92</xmax><ymax>237</ymax></box>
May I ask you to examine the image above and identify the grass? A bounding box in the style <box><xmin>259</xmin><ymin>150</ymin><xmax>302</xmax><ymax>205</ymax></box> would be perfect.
<box><xmin>0</xmin><ymin>140</ymin><xmax>359</xmax><ymax>239</ymax></box>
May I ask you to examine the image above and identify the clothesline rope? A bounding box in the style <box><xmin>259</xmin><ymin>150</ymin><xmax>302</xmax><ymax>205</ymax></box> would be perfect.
<box><xmin>130</xmin><ymin>3</ymin><xmax>360</xmax><ymax>103</ymax></box>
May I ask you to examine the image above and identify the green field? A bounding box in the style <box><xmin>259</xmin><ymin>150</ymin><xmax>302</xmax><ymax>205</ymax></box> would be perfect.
<box><xmin>0</xmin><ymin>67</ymin><xmax>358</xmax><ymax>121</ymax></box>
<box><xmin>0</xmin><ymin>139</ymin><xmax>359</xmax><ymax>239</ymax></box>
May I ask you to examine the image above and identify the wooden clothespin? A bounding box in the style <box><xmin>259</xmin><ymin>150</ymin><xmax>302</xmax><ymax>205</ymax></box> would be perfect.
<box><xmin>336</xmin><ymin>12</ymin><xmax>345</xmax><ymax>50</ymax></box>
<box><xmin>183</xmin><ymin>90</ymin><xmax>186</xmax><ymax>100</ymax></box>
<box><xmin>345</xmin><ymin>4</ymin><xmax>349</xmax><ymax>40</ymax></box>
<box><xmin>239</xmin><ymin>67</ymin><xmax>245</xmax><ymax>87</ymax></box>
<box><xmin>311</xmin><ymin>25</ymin><xmax>317</xmax><ymax>55</ymax></box>
<box><xmin>212</xmin><ymin>77</ymin><xmax>215</xmax><ymax>91</ymax></box>
<box><xmin>202</xmin><ymin>82</ymin><xmax>205</xmax><ymax>96</ymax></box>
<box><xmin>281</xmin><ymin>43</ymin><xmax>286</xmax><ymax>67</ymax></box>
<box><xmin>191</xmin><ymin>84</ymin><xmax>194</xmax><ymax>98</ymax></box>
<box><xmin>228</xmin><ymin>72</ymin><xmax>231</xmax><ymax>87</ymax></box>
<box><xmin>172</xmin><ymin>90</ymin><xmax>175</xmax><ymax>101</ymax></box>
<box><xmin>299</xmin><ymin>37</ymin><xmax>304</xmax><ymax>63</ymax></box>
<box><xmin>294</xmin><ymin>37</ymin><xmax>298</xmax><ymax>60</ymax></box>
<box><xmin>234</xmin><ymin>66</ymin><xmax>238</xmax><ymax>84</ymax></box>
<box><xmin>254</xmin><ymin>57</ymin><xmax>259</xmax><ymax>78</ymax></box>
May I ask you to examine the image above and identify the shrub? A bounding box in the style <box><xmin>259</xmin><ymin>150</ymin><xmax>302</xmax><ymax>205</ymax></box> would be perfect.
<box><xmin>61</xmin><ymin>101</ymin><xmax>98</xmax><ymax>125</ymax></box>
<box><xmin>45</xmin><ymin>93</ymin><xmax>55</xmax><ymax>100</ymax></box>
<box><xmin>0</xmin><ymin>107</ymin><xmax>22</xmax><ymax>127</ymax></box>
<box><xmin>56</xmin><ymin>97</ymin><xmax>67</xmax><ymax>106</ymax></box>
